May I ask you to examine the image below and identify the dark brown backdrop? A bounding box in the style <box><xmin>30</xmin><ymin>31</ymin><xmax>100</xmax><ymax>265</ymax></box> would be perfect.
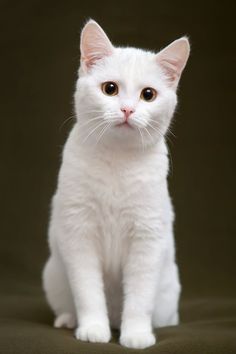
<box><xmin>0</xmin><ymin>1</ymin><xmax>236</xmax><ymax>353</ymax></box>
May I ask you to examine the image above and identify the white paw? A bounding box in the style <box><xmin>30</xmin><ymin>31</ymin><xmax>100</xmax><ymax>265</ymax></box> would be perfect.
<box><xmin>75</xmin><ymin>324</ymin><xmax>111</xmax><ymax>343</ymax></box>
<box><xmin>54</xmin><ymin>313</ymin><xmax>77</xmax><ymax>329</ymax></box>
<box><xmin>120</xmin><ymin>331</ymin><xmax>156</xmax><ymax>349</ymax></box>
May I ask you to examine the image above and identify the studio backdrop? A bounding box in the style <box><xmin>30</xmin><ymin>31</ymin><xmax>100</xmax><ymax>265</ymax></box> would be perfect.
<box><xmin>0</xmin><ymin>1</ymin><xmax>235</xmax><ymax>353</ymax></box>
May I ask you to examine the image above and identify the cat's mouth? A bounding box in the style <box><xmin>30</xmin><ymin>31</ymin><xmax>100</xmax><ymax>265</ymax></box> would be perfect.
<box><xmin>116</xmin><ymin>121</ymin><xmax>134</xmax><ymax>129</ymax></box>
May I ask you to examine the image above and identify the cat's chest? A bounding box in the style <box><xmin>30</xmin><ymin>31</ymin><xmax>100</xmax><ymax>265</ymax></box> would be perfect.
<box><xmin>85</xmin><ymin>160</ymin><xmax>146</xmax><ymax>229</ymax></box>
<box><xmin>74</xmin><ymin>150</ymin><xmax>166</xmax><ymax>231</ymax></box>
<box><xmin>85</xmin><ymin>171</ymin><xmax>130</xmax><ymax>271</ymax></box>
<box><xmin>82</xmin><ymin>158</ymin><xmax>138</xmax><ymax>264</ymax></box>
<box><xmin>84</xmin><ymin>151</ymin><xmax>154</xmax><ymax>200</ymax></box>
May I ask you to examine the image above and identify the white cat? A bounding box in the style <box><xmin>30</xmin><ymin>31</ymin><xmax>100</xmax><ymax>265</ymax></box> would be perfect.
<box><xmin>43</xmin><ymin>20</ymin><xmax>190</xmax><ymax>349</ymax></box>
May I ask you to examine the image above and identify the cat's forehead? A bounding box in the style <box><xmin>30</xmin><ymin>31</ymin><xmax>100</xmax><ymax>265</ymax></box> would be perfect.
<box><xmin>90</xmin><ymin>47</ymin><xmax>164</xmax><ymax>88</ymax></box>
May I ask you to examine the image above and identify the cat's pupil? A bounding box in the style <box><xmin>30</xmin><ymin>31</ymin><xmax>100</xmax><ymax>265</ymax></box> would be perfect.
<box><xmin>143</xmin><ymin>88</ymin><xmax>154</xmax><ymax>101</ymax></box>
<box><xmin>104</xmin><ymin>82</ymin><xmax>116</xmax><ymax>95</ymax></box>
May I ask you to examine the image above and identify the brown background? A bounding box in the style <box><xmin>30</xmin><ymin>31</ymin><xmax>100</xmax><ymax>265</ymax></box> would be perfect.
<box><xmin>0</xmin><ymin>1</ymin><xmax>236</xmax><ymax>352</ymax></box>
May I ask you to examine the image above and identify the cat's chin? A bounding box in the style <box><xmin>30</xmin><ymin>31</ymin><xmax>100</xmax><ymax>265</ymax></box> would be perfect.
<box><xmin>109</xmin><ymin>124</ymin><xmax>137</xmax><ymax>138</ymax></box>
<box><xmin>100</xmin><ymin>125</ymin><xmax>157</xmax><ymax>150</ymax></box>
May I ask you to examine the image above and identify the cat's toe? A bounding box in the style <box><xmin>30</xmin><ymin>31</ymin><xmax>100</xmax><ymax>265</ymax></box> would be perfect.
<box><xmin>75</xmin><ymin>324</ymin><xmax>111</xmax><ymax>343</ymax></box>
<box><xmin>120</xmin><ymin>331</ymin><xmax>156</xmax><ymax>349</ymax></box>
<box><xmin>54</xmin><ymin>313</ymin><xmax>77</xmax><ymax>329</ymax></box>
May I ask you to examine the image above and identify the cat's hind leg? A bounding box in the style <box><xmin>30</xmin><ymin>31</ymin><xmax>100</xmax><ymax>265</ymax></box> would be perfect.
<box><xmin>42</xmin><ymin>254</ymin><xmax>77</xmax><ymax>329</ymax></box>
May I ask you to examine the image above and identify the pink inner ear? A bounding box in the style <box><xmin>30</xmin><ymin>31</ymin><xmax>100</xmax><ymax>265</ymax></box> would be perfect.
<box><xmin>159</xmin><ymin>58</ymin><xmax>180</xmax><ymax>83</ymax></box>
<box><xmin>80</xmin><ymin>21</ymin><xmax>114</xmax><ymax>71</ymax></box>
<box><xmin>156</xmin><ymin>38</ymin><xmax>190</xmax><ymax>87</ymax></box>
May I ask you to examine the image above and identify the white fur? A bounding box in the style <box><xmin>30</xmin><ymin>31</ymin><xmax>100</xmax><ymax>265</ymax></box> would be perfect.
<box><xmin>43</xmin><ymin>20</ymin><xmax>189</xmax><ymax>349</ymax></box>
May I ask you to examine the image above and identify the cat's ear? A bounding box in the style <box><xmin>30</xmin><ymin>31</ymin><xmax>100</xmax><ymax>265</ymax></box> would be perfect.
<box><xmin>80</xmin><ymin>20</ymin><xmax>114</xmax><ymax>72</ymax></box>
<box><xmin>156</xmin><ymin>37</ymin><xmax>190</xmax><ymax>89</ymax></box>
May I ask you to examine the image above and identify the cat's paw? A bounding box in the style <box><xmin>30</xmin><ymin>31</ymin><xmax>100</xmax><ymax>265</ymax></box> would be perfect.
<box><xmin>75</xmin><ymin>324</ymin><xmax>111</xmax><ymax>343</ymax></box>
<box><xmin>54</xmin><ymin>313</ymin><xmax>77</xmax><ymax>329</ymax></box>
<box><xmin>120</xmin><ymin>331</ymin><xmax>156</xmax><ymax>349</ymax></box>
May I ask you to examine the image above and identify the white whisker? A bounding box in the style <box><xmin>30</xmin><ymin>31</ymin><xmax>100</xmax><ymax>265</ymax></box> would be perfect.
<box><xmin>78</xmin><ymin>115</ymin><xmax>106</xmax><ymax>129</ymax></box>
<box><xmin>96</xmin><ymin>122</ymin><xmax>112</xmax><ymax>145</ymax></box>
<box><xmin>167</xmin><ymin>127</ymin><xmax>176</xmax><ymax>139</ymax></box>
<box><xmin>137</xmin><ymin>126</ymin><xmax>145</xmax><ymax>151</ymax></box>
<box><xmin>59</xmin><ymin>115</ymin><xmax>75</xmax><ymax>131</ymax></box>
<box><xmin>76</xmin><ymin>109</ymin><xmax>106</xmax><ymax>116</ymax></box>
<box><xmin>147</xmin><ymin>118</ymin><xmax>173</xmax><ymax>141</ymax></box>
<box><xmin>147</xmin><ymin>121</ymin><xmax>164</xmax><ymax>138</ymax></box>
<box><xmin>81</xmin><ymin>120</ymin><xmax>108</xmax><ymax>144</ymax></box>
<box><xmin>142</xmin><ymin>126</ymin><xmax>154</xmax><ymax>144</ymax></box>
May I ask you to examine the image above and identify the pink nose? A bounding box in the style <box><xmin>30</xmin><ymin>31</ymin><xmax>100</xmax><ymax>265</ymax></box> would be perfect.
<box><xmin>121</xmin><ymin>107</ymin><xmax>135</xmax><ymax>120</ymax></box>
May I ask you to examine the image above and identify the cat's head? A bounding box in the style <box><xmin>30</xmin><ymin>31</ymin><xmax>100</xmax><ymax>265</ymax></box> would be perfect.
<box><xmin>74</xmin><ymin>20</ymin><xmax>190</xmax><ymax>150</ymax></box>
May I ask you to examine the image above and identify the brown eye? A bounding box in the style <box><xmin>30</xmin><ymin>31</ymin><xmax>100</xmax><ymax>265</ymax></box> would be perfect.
<box><xmin>140</xmin><ymin>87</ymin><xmax>157</xmax><ymax>102</ymax></box>
<box><xmin>101</xmin><ymin>82</ymin><xmax>118</xmax><ymax>96</ymax></box>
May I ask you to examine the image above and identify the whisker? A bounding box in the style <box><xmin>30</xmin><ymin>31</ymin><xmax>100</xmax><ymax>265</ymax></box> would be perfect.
<box><xmin>78</xmin><ymin>115</ymin><xmax>106</xmax><ymax>129</ymax></box>
<box><xmin>96</xmin><ymin>122</ymin><xmax>109</xmax><ymax>143</ymax></box>
<box><xmin>147</xmin><ymin>120</ymin><xmax>173</xmax><ymax>173</ymax></box>
<box><xmin>77</xmin><ymin>110</ymin><xmax>120</xmax><ymax>118</ymax></box>
<box><xmin>78</xmin><ymin>114</ymin><xmax>121</xmax><ymax>129</ymax></box>
<box><xmin>167</xmin><ymin>127</ymin><xmax>176</xmax><ymax>139</ymax></box>
<box><xmin>137</xmin><ymin>126</ymin><xmax>145</xmax><ymax>151</ymax></box>
<box><xmin>142</xmin><ymin>126</ymin><xmax>154</xmax><ymax>144</ymax></box>
<box><xmin>96</xmin><ymin>122</ymin><xmax>112</xmax><ymax>145</ymax></box>
<box><xmin>141</xmin><ymin>121</ymin><xmax>173</xmax><ymax>173</ymax></box>
<box><xmin>81</xmin><ymin>120</ymin><xmax>108</xmax><ymax>144</ymax></box>
<box><xmin>59</xmin><ymin>115</ymin><xmax>76</xmax><ymax>131</ymax></box>
<box><xmin>146</xmin><ymin>121</ymin><xmax>164</xmax><ymax>138</ymax></box>
<box><xmin>76</xmin><ymin>109</ymin><xmax>106</xmax><ymax>116</ymax></box>
<box><xmin>147</xmin><ymin>118</ymin><xmax>174</xmax><ymax>142</ymax></box>
<box><xmin>59</xmin><ymin>109</ymin><xmax>112</xmax><ymax>131</ymax></box>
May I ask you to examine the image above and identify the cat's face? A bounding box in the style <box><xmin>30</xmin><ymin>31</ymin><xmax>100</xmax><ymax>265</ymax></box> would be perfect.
<box><xmin>74</xmin><ymin>20</ymin><xmax>190</xmax><ymax>149</ymax></box>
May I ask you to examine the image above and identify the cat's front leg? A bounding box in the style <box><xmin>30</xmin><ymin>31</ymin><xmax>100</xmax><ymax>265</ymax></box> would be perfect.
<box><xmin>58</xmin><ymin>223</ymin><xmax>111</xmax><ymax>343</ymax></box>
<box><xmin>120</xmin><ymin>235</ymin><xmax>164</xmax><ymax>349</ymax></box>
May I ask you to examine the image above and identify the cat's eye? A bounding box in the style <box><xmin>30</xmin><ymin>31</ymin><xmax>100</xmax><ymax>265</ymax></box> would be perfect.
<box><xmin>140</xmin><ymin>87</ymin><xmax>157</xmax><ymax>102</ymax></box>
<box><xmin>101</xmin><ymin>82</ymin><xmax>119</xmax><ymax>96</ymax></box>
